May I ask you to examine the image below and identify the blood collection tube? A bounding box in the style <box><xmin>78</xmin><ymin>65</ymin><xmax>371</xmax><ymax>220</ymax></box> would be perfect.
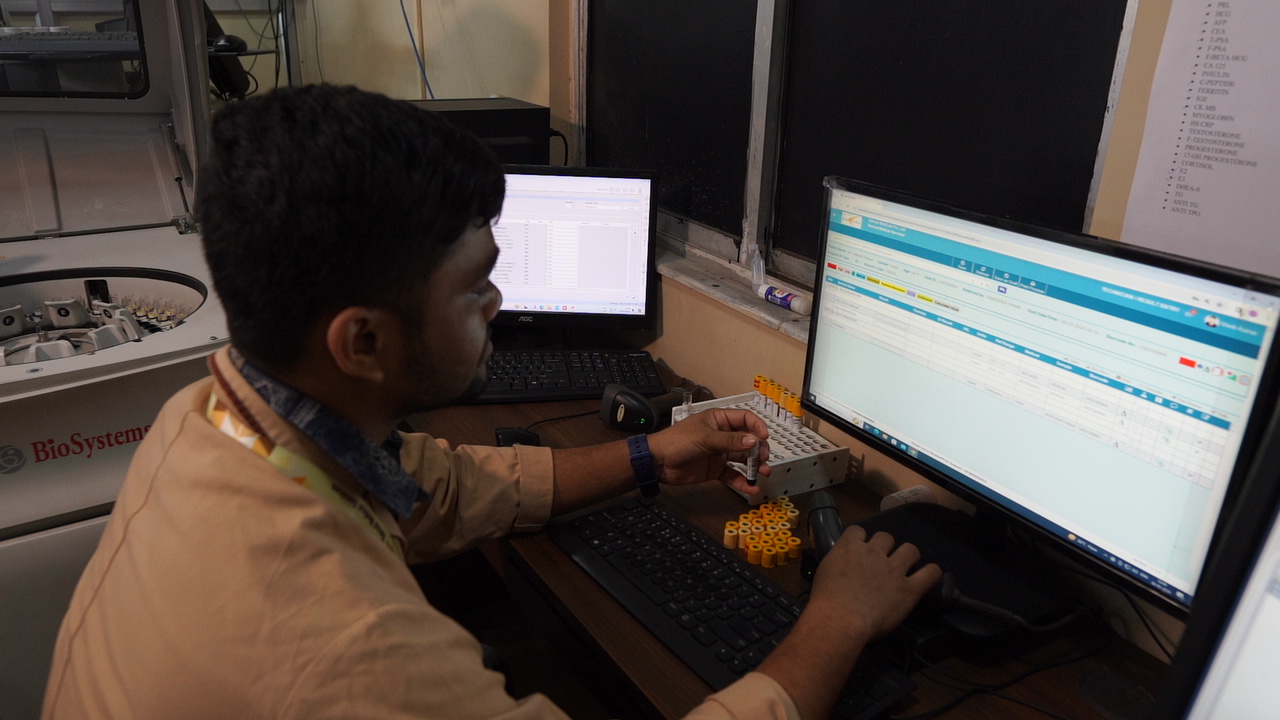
<box><xmin>786</xmin><ymin>396</ymin><xmax>802</xmax><ymax>429</ymax></box>
<box><xmin>745</xmin><ymin>439</ymin><xmax>760</xmax><ymax>486</ymax></box>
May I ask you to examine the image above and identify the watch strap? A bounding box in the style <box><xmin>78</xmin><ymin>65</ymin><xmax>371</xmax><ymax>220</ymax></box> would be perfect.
<box><xmin>627</xmin><ymin>434</ymin><xmax>660</xmax><ymax>497</ymax></box>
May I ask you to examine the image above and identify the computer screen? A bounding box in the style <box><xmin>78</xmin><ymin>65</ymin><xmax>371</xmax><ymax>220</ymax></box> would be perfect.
<box><xmin>490</xmin><ymin>165</ymin><xmax>656</xmax><ymax>331</ymax></box>
<box><xmin>803</xmin><ymin>177</ymin><xmax>1280</xmax><ymax>612</ymax></box>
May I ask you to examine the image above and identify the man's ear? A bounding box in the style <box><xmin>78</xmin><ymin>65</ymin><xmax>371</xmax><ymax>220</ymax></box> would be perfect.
<box><xmin>324</xmin><ymin>307</ymin><xmax>399</xmax><ymax>383</ymax></box>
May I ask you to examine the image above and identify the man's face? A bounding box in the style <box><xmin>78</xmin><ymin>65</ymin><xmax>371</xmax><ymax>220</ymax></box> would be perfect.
<box><xmin>396</xmin><ymin>220</ymin><xmax>501</xmax><ymax>412</ymax></box>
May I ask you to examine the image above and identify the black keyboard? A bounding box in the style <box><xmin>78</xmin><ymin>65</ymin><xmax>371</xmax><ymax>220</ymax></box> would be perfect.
<box><xmin>550</xmin><ymin>498</ymin><xmax>915</xmax><ymax>719</ymax></box>
<box><xmin>473</xmin><ymin>349</ymin><xmax>666</xmax><ymax>403</ymax></box>
<box><xmin>0</xmin><ymin>31</ymin><xmax>139</xmax><ymax>55</ymax></box>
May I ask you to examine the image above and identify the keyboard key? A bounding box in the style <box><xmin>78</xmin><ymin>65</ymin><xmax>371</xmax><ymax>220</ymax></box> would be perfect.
<box><xmin>752</xmin><ymin>617</ymin><xmax>779</xmax><ymax>636</ymax></box>
<box><xmin>728</xmin><ymin>617</ymin><xmax>763</xmax><ymax>644</ymax></box>
<box><xmin>693</xmin><ymin>626</ymin><xmax>718</xmax><ymax>646</ymax></box>
<box><xmin>708</xmin><ymin>620</ymin><xmax>749</xmax><ymax>650</ymax></box>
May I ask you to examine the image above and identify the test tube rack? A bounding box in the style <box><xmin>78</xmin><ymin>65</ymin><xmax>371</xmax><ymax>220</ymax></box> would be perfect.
<box><xmin>672</xmin><ymin>392</ymin><xmax>848</xmax><ymax>506</ymax></box>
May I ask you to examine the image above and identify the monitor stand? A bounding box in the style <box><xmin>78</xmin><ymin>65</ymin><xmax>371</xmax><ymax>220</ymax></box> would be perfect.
<box><xmin>491</xmin><ymin>325</ymin><xmax>559</xmax><ymax>351</ymax></box>
<box><xmin>855</xmin><ymin>502</ymin><xmax>1075</xmax><ymax>656</ymax></box>
<box><xmin>491</xmin><ymin>325</ymin><xmax>640</xmax><ymax>352</ymax></box>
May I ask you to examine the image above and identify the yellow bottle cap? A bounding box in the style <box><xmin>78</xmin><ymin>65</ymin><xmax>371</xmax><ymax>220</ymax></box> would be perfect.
<box><xmin>761</xmin><ymin>546</ymin><xmax>777</xmax><ymax>568</ymax></box>
<box><xmin>786</xmin><ymin>536</ymin><xmax>803</xmax><ymax>558</ymax></box>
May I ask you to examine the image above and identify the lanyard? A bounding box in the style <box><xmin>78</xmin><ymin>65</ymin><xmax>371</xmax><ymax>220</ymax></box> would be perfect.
<box><xmin>206</xmin><ymin>387</ymin><xmax>405</xmax><ymax>560</ymax></box>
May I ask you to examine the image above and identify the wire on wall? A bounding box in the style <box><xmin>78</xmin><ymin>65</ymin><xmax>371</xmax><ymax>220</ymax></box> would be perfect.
<box><xmin>309</xmin><ymin>0</ymin><xmax>323</xmax><ymax>82</ymax></box>
<box><xmin>229</xmin><ymin>0</ymin><xmax>279</xmax><ymax>92</ymax></box>
<box><xmin>550</xmin><ymin>128</ymin><xmax>569</xmax><ymax>166</ymax></box>
<box><xmin>398</xmin><ymin>0</ymin><xmax>435</xmax><ymax>98</ymax></box>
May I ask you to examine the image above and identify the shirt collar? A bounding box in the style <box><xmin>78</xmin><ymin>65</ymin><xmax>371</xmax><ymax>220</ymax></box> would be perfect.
<box><xmin>230</xmin><ymin>347</ymin><xmax>427</xmax><ymax>518</ymax></box>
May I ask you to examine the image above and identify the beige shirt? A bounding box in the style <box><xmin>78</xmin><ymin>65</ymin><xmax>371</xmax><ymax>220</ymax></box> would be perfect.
<box><xmin>43</xmin><ymin>348</ymin><xmax>799</xmax><ymax>720</ymax></box>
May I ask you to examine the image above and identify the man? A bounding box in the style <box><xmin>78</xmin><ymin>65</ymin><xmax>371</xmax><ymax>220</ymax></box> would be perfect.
<box><xmin>43</xmin><ymin>85</ymin><xmax>939</xmax><ymax>720</ymax></box>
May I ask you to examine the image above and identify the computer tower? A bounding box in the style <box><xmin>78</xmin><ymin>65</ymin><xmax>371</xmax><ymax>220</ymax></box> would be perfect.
<box><xmin>408</xmin><ymin>97</ymin><xmax>551</xmax><ymax>165</ymax></box>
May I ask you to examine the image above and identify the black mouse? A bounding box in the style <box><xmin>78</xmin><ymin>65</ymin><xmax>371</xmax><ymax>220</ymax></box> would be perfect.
<box><xmin>495</xmin><ymin>427</ymin><xmax>540</xmax><ymax>447</ymax></box>
<box><xmin>211</xmin><ymin>34</ymin><xmax>247</xmax><ymax>53</ymax></box>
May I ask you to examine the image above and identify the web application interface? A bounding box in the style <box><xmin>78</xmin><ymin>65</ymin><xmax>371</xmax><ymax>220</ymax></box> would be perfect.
<box><xmin>492</xmin><ymin>172</ymin><xmax>652</xmax><ymax>316</ymax></box>
<box><xmin>807</xmin><ymin>186</ymin><xmax>1280</xmax><ymax>603</ymax></box>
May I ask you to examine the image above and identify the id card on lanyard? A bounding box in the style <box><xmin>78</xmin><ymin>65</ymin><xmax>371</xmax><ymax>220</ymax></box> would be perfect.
<box><xmin>206</xmin><ymin>387</ymin><xmax>406</xmax><ymax>560</ymax></box>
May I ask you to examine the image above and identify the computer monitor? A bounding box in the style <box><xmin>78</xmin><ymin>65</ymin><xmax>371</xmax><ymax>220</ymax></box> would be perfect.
<box><xmin>1149</xmin><ymin>407</ymin><xmax>1280</xmax><ymax>718</ymax></box>
<box><xmin>490</xmin><ymin>165</ymin><xmax>657</xmax><ymax>335</ymax></box>
<box><xmin>803</xmin><ymin>176</ymin><xmax>1280</xmax><ymax>613</ymax></box>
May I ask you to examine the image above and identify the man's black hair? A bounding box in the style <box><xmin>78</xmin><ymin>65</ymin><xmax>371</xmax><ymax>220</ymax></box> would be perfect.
<box><xmin>197</xmin><ymin>84</ymin><xmax>505</xmax><ymax>372</ymax></box>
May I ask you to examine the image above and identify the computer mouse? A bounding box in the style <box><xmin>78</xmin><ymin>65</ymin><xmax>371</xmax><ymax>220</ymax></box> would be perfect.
<box><xmin>211</xmin><ymin>34</ymin><xmax>247</xmax><ymax>53</ymax></box>
<box><xmin>495</xmin><ymin>427</ymin><xmax>540</xmax><ymax>447</ymax></box>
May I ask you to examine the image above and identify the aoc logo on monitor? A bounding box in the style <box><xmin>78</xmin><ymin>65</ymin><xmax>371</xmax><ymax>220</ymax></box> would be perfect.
<box><xmin>0</xmin><ymin>445</ymin><xmax>26</xmax><ymax>474</ymax></box>
<box><xmin>517</xmin><ymin>315</ymin><xmax>535</xmax><ymax>323</ymax></box>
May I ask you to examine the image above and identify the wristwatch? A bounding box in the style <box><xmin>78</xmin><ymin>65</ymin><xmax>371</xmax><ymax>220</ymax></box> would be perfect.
<box><xmin>627</xmin><ymin>434</ymin><xmax>660</xmax><ymax>498</ymax></box>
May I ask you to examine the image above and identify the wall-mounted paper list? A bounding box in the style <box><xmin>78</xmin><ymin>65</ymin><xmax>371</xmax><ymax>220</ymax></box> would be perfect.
<box><xmin>1122</xmin><ymin>0</ymin><xmax>1280</xmax><ymax>278</ymax></box>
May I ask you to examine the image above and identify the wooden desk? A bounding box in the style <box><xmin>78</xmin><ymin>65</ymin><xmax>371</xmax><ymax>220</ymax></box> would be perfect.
<box><xmin>408</xmin><ymin>401</ymin><xmax>1168</xmax><ymax>720</ymax></box>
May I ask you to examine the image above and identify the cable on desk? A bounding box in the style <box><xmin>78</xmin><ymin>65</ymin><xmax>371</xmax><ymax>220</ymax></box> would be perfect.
<box><xmin>524</xmin><ymin>409</ymin><xmax>598</xmax><ymax>431</ymax></box>
<box><xmin>1006</xmin><ymin>528</ymin><xmax>1178</xmax><ymax>662</ymax></box>
<box><xmin>1034</xmin><ymin>548</ymin><xmax>1178</xmax><ymax>661</ymax></box>
<box><xmin>899</xmin><ymin>687</ymin><xmax>1081</xmax><ymax>720</ymax></box>
<box><xmin>889</xmin><ymin>628</ymin><xmax>1112</xmax><ymax>720</ymax></box>
<box><xmin>978</xmin><ymin>692</ymin><xmax>1080</xmax><ymax>720</ymax></box>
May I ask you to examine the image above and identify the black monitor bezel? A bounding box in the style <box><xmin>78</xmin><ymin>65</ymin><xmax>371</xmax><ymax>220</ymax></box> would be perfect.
<box><xmin>490</xmin><ymin>164</ymin><xmax>659</xmax><ymax>331</ymax></box>
<box><xmin>801</xmin><ymin>176</ymin><xmax>1280</xmax><ymax>616</ymax></box>
<box><xmin>1148</xmin><ymin>405</ymin><xmax>1280</xmax><ymax>717</ymax></box>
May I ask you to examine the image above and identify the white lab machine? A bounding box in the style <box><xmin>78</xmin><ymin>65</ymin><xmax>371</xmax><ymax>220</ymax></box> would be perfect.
<box><xmin>0</xmin><ymin>2</ymin><xmax>228</xmax><ymax>717</ymax></box>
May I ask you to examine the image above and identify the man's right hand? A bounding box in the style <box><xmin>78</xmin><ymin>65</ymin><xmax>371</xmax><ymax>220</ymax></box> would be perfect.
<box><xmin>755</xmin><ymin>527</ymin><xmax>940</xmax><ymax>720</ymax></box>
<box><xmin>805</xmin><ymin>526</ymin><xmax>942</xmax><ymax>646</ymax></box>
